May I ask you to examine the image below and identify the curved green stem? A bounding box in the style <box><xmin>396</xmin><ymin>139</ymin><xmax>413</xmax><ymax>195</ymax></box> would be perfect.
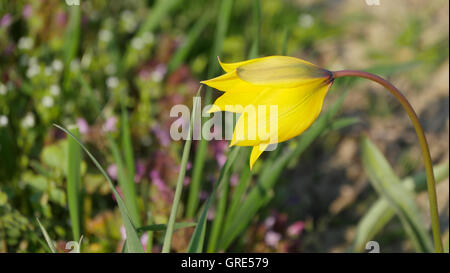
<box><xmin>332</xmin><ymin>70</ymin><xmax>443</xmax><ymax>253</ymax></box>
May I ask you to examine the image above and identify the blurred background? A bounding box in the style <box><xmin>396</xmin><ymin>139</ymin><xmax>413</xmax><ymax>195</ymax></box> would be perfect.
<box><xmin>0</xmin><ymin>0</ymin><xmax>448</xmax><ymax>253</ymax></box>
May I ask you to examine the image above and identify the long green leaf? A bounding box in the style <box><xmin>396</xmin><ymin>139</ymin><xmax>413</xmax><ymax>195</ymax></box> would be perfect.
<box><xmin>361</xmin><ymin>136</ymin><xmax>433</xmax><ymax>252</ymax></box>
<box><xmin>206</xmin><ymin>157</ymin><xmax>232</xmax><ymax>252</ymax></box>
<box><xmin>108</xmin><ymin>134</ymin><xmax>140</xmax><ymax>227</ymax></box>
<box><xmin>120</xmin><ymin>97</ymin><xmax>141</xmax><ymax>227</ymax></box>
<box><xmin>54</xmin><ymin>124</ymin><xmax>144</xmax><ymax>253</ymax></box>
<box><xmin>353</xmin><ymin>162</ymin><xmax>448</xmax><ymax>252</ymax></box>
<box><xmin>67</xmin><ymin>125</ymin><xmax>82</xmax><ymax>241</ymax></box>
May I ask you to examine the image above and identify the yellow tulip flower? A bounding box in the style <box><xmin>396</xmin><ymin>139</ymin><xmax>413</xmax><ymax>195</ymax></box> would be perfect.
<box><xmin>201</xmin><ymin>56</ymin><xmax>334</xmax><ymax>169</ymax></box>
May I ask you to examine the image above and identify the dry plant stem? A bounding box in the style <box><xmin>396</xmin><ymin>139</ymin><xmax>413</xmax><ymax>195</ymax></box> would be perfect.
<box><xmin>333</xmin><ymin>70</ymin><xmax>443</xmax><ymax>253</ymax></box>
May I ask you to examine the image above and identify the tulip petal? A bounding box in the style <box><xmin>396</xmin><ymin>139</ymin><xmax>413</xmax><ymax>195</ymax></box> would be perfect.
<box><xmin>250</xmin><ymin>143</ymin><xmax>269</xmax><ymax>169</ymax></box>
<box><xmin>218</xmin><ymin>56</ymin><xmax>273</xmax><ymax>72</ymax></box>
<box><xmin>201</xmin><ymin>71</ymin><xmax>260</xmax><ymax>93</ymax></box>
<box><xmin>208</xmin><ymin>87</ymin><xmax>270</xmax><ymax>113</ymax></box>
<box><xmin>230</xmin><ymin>81</ymin><xmax>332</xmax><ymax>146</ymax></box>
<box><xmin>236</xmin><ymin>56</ymin><xmax>331</xmax><ymax>88</ymax></box>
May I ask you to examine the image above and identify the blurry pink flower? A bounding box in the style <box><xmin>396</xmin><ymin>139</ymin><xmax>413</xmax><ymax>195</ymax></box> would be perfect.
<box><xmin>200</xmin><ymin>191</ymin><xmax>208</xmax><ymax>201</ymax></box>
<box><xmin>287</xmin><ymin>221</ymin><xmax>305</xmax><ymax>237</ymax></box>
<box><xmin>120</xmin><ymin>225</ymin><xmax>126</xmax><ymax>240</ymax></box>
<box><xmin>140</xmin><ymin>233</ymin><xmax>148</xmax><ymax>250</ymax></box>
<box><xmin>22</xmin><ymin>5</ymin><xmax>32</xmax><ymax>18</ymax></box>
<box><xmin>264</xmin><ymin>216</ymin><xmax>276</xmax><ymax>229</ymax></box>
<box><xmin>183</xmin><ymin>176</ymin><xmax>190</xmax><ymax>186</ymax></box>
<box><xmin>76</xmin><ymin>118</ymin><xmax>89</xmax><ymax>134</ymax></box>
<box><xmin>138</xmin><ymin>68</ymin><xmax>151</xmax><ymax>80</ymax></box>
<box><xmin>152</xmin><ymin>124</ymin><xmax>170</xmax><ymax>147</ymax></box>
<box><xmin>265</xmin><ymin>231</ymin><xmax>281</xmax><ymax>247</ymax></box>
<box><xmin>107</xmin><ymin>164</ymin><xmax>118</xmax><ymax>180</ymax></box>
<box><xmin>56</xmin><ymin>11</ymin><xmax>67</xmax><ymax>26</ymax></box>
<box><xmin>213</xmin><ymin>140</ymin><xmax>228</xmax><ymax>168</ymax></box>
<box><xmin>103</xmin><ymin>116</ymin><xmax>117</xmax><ymax>132</ymax></box>
<box><xmin>230</xmin><ymin>174</ymin><xmax>239</xmax><ymax>187</ymax></box>
<box><xmin>134</xmin><ymin>161</ymin><xmax>145</xmax><ymax>183</ymax></box>
<box><xmin>207</xmin><ymin>208</ymin><xmax>215</xmax><ymax>220</ymax></box>
<box><xmin>150</xmin><ymin>169</ymin><xmax>168</xmax><ymax>192</ymax></box>
<box><xmin>0</xmin><ymin>14</ymin><xmax>12</xmax><ymax>28</ymax></box>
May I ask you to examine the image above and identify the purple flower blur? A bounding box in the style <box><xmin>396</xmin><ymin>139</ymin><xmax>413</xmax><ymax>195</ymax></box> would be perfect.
<box><xmin>0</xmin><ymin>14</ymin><xmax>12</xmax><ymax>28</ymax></box>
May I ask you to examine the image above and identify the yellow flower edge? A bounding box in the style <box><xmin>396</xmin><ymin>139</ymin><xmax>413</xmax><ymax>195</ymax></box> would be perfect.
<box><xmin>201</xmin><ymin>56</ymin><xmax>334</xmax><ymax>169</ymax></box>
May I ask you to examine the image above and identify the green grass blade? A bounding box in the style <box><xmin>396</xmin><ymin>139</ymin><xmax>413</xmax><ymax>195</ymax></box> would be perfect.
<box><xmin>223</xmin><ymin>161</ymin><xmax>252</xmax><ymax>230</ymax></box>
<box><xmin>120</xmin><ymin>98</ymin><xmax>141</xmax><ymax>227</ymax></box>
<box><xmin>352</xmin><ymin>162</ymin><xmax>448</xmax><ymax>252</ymax></box>
<box><xmin>186</xmin><ymin>0</ymin><xmax>234</xmax><ymax>218</ymax></box>
<box><xmin>137</xmin><ymin>222</ymin><xmax>197</xmax><ymax>233</ymax></box>
<box><xmin>66</xmin><ymin>125</ymin><xmax>82</xmax><ymax>241</ymax></box>
<box><xmin>162</xmin><ymin>87</ymin><xmax>202</xmax><ymax>253</ymax></box>
<box><xmin>361</xmin><ymin>136</ymin><xmax>433</xmax><ymax>253</ymax></box>
<box><xmin>36</xmin><ymin>217</ymin><xmax>57</xmax><ymax>253</ymax></box>
<box><xmin>206</xmin><ymin>161</ymin><xmax>232</xmax><ymax>252</ymax></box>
<box><xmin>54</xmin><ymin>124</ymin><xmax>144</xmax><ymax>253</ymax></box>
<box><xmin>187</xmin><ymin>146</ymin><xmax>240</xmax><ymax>253</ymax></box>
<box><xmin>167</xmin><ymin>12</ymin><xmax>212</xmax><ymax>74</ymax></box>
<box><xmin>108</xmin><ymin>134</ymin><xmax>140</xmax><ymax>227</ymax></box>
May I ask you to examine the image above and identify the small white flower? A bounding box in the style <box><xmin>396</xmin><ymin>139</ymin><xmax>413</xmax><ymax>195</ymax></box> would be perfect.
<box><xmin>28</xmin><ymin>57</ymin><xmax>38</xmax><ymax>66</ymax></box>
<box><xmin>44</xmin><ymin>66</ymin><xmax>53</xmax><ymax>76</ymax></box>
<box><xmin>42</xmin><ymin>96</ymin><xmax>54</xmax><ymax>107</ymax></box>
<box><xmin>131</xmin><ymin>37</ymin><xmax>144</xmax><ymax>50</ymax></box>
<box><xmin>99</xmin><ymin>29</ymin><xmax>112</xmax><ymax>43</ymax></box>
<box><xmin>50</xmin><ymin>85</ymin><xmax>60</xmax><ymax>96</ymax></box>
<box><xmin>121</xmin><ymin>10</ymin><xmax>137</xmax><ymax>33</ymax></box>
<box><xmin>22</xmin><ymin>113</ymin><xmax>35</xmax><ymax>128</ymax></box>
<box><xmin>151</xmin><ymin>71</ymin><xmax>164</xmax><ymax>82</ymax></box>
<box><xmin>0</xmin><ymin>115</ymin><xmax>8</xmax><ymax>127</ymax></box>
<box><xmin>106</xmin><ymin>77</ymin><xmax>119</xmax><ymax>89</ymax></box>
<box><xmin>298</xmin><ymin>14</ymin><xmax>314</xmax><ymax>28</ymax></box>
<box><xmin>52</xmin><ymin>59</ymin><xmax>64</xmax><ymax>72</ymax></box>
<box><xmin>26</xmin><ymin>64</ymin><xmax>40</xmax><ymax>78</ymax></box>
<box><xmin>142</xmin><ymin>32</ymin><xmax>154</xmax><ymax>45</ymax></box>
<box><xmin>18</xmin><ymin>37</ymin><xmax>34</xmax><ymax>50</ymax></box>
<box><xmin>70</xmin><ymin>59</ymin><xmax>80</xmax><ymax>72</ymax></box>
<box><xmin>0</xmin><ymin>83</ymin><xmax>7</xmax><ymax>95</ymax></box>
<box><xmin>81</xmin><ymin>53</ymin><xmax>92</xmax><ymax>69</ymax></box>
<box><xmin>105</xmin><ymin>63</ymin><xmax>117</xmax><ymax>75</ymax></box>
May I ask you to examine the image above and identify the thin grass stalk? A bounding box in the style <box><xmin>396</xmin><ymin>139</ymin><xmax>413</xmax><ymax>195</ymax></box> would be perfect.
<box><xmin>162</xmin><ymin>87</ymin><xmax>202</xmax><ymax>253</ymax></box>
